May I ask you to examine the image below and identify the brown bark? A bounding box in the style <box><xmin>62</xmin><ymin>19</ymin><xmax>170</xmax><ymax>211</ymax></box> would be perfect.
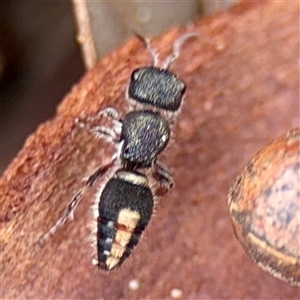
<box><xmin>0</xmin><ymin>1</ymin><xmax>299</xmax><ymax>299</ymax></box>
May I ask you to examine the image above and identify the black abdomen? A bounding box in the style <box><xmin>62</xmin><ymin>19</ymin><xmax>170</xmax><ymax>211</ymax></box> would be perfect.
<box><xmin>96</xmin><ymin>170</ymin><xmax>153</xmax><ymax>270</ymax></box>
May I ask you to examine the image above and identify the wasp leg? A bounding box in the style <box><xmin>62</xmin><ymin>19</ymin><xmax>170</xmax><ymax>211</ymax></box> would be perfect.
<box><xmin>152</xmin><ymin>161</ymin><xmax>174</xmax><ymax>196</ymax></box>
<box><xmin>38</xmin><ymin>160</ymin><xmax>114</xmax><ymax>244</ymax></box>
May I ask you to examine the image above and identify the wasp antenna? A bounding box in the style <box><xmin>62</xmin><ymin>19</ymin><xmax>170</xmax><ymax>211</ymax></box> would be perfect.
<box><xmin>134</xmin><ymin>32</ymin><xmax>159</xmax><ymax>67</ymax></box>
<box><xmin>164</xmin><ymin>32</ymin><xmax>199</xmax><ymax>70</ymax></box>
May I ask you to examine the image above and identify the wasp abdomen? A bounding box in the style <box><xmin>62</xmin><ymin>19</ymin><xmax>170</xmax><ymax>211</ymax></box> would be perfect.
<box><xmin>97</xmin><ymin>170</ymin><xmax>153</xmax><ymax>270</ymax></box>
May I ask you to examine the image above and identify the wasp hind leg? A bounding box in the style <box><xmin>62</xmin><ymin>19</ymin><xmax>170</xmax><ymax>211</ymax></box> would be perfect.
<box><xmin>38</xmin><ymin>160</ymin><xmax>114</xmax><ymax>245</ymax></box>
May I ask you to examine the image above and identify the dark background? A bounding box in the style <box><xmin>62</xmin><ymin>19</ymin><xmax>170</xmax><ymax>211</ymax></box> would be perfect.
<box><xmin>0</xmin><ymin>2</ymin><xmax>84</xmax><ymax>173</ymax></box>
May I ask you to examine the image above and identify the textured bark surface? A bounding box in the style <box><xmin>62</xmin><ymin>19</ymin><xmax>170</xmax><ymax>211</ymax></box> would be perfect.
<box><xmin>0</xmin><ymin>1</ymin><xmax>299</xmax><ymax>299</ymax></box>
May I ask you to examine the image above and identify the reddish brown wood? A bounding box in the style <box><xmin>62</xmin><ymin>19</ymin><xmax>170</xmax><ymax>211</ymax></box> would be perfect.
<box><xmin>0</xmin><ymin>1</ymin><xmax>299</xmax><ymax>298</ymax></box>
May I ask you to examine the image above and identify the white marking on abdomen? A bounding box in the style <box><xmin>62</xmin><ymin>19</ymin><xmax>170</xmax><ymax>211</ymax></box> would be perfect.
<box><xmin>106</xmin><ymin>208</ymin><xmax>140</xmax><ymax>270</ymax></box>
